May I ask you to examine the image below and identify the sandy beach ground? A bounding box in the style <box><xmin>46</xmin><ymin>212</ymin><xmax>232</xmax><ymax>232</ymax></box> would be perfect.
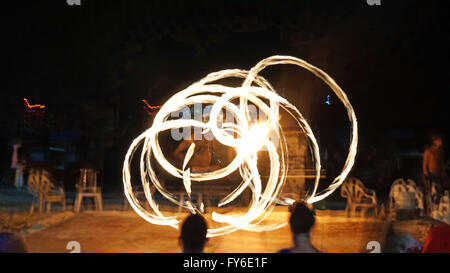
<box><xmin>22</xmin><ymin>207</ymin><xmax>420</xmax><ymax>253</ymax></box>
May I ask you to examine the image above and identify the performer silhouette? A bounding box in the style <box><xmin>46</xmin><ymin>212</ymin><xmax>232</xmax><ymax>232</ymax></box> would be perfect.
<box><xmin>173</xmin><ymin>131</ymin><xmax>221</xmax><ymax>173</ymax></box>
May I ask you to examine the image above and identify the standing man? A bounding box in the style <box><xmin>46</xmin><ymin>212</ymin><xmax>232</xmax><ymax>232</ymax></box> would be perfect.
<box><xmin>423</xmin><ymin>133</ymin><xmax>448</xmax><ymax>213</ymax></box>
<box><xmin>11</xmin><ymin>139</ymin><xmax>24</xmax><ymax>189</ymax></box>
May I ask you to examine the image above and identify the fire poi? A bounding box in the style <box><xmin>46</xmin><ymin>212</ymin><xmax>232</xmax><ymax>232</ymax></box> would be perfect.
<box><xmin>123</xmin><ymin>55</ymin><xmax>358</xmax><ymax>237</ymax></box>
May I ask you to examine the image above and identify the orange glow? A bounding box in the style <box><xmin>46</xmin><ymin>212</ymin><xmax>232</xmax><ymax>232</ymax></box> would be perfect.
<box><xmin>123</xmin><ymin>56</ymin><xmax>358</xmax><ymax>237</ymax></box>
<box><xmin>23</xmin><ymin>98</ymin><xmax>45</xmax><ymax>112</ymax></box>
<box><xmin>142</xmin><ymin>99</ymin><xmax>161</xmax><ymax>116</ymax></box>
<box><xmin>142</xmin><ymin>99</ymin><xmax>162</xmax><ymax>110</ymax></box>
<box><xmin>143</xmin><ymin>106</ymin><xmax>157</xmax><ymax>116</ymax></box>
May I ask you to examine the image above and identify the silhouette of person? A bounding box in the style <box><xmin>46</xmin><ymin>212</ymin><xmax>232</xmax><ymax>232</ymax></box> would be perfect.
<box><xmin>11</xmin><ymin>139</ymin><xmax>25</xmax><ymax>189</ymax></box>
<box><xmin>423</xmin><ymin>133</ymin><xmax>448</xmax><ymax>212</ymax></box>
<box><xmin>179</xmin><ymin>214</ymin><xmax>208</xmax><ymax>253</ymax></box>
<box><xmin>0</xmin><ymin>232</ymin><xmax>29</xmax><ymax>253</ymax></box>
<box><xmin>173</xmin><ymin>132</ymin><xmax>220</xmax><ymax>173</ymax></box>
<box><xmin>279</xmin><ymin>202</ymin><xmax>321</xmax><ymax>253</ymax></box>
<box><xmin>383</xmin><ymin>225</ymin><xmax>423</xmax><ymax>253</ymax></box>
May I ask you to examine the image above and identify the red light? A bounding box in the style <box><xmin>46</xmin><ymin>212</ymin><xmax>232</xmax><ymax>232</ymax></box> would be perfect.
<box><xmin>142</xmin><ymin>99</ymin><xmax>162</xmax><ymax>110</ymax></box>
<box><xmin>23</xmin><ymin>98</ymin><xmax>45</xmax><ymax>112</ymax></box>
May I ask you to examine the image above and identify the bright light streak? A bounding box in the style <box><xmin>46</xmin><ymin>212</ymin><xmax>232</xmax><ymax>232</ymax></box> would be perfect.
<box><xmin>326</xmin><ymin>94</ymin><xmax>331</xmax><ymax>105</ymax></box>
<box><xmin>142</xmin><ymin>99</ymin><xmax>162</xmax><ymax>116</ymax></box>
<box><xmin>142</xmin><ymin>99</ymin><xmax>162</xmax><ymax>109</ymax></box>
<box><xmin>240</xmin><ymin>123</ymin><xmax>270</xmax><ymax>154</ymax></box>
<box><xmin>123</xmin><ymin>55</ymin><xmax>358</xmax><ymax>237</ymax></box>
<box><xmin>24</xmin><ymin>98</ymin><xmax>45</xmax><ymax>111</ymax></box>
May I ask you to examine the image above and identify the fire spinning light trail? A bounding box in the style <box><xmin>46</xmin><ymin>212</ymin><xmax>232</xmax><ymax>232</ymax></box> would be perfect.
<box><xmin>123</xmin><ymin>55</ymin><xmax>358</xmax><ymax>237</ymax></box>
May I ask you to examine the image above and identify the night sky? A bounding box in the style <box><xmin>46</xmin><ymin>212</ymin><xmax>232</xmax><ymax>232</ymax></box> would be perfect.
<box><xmin>2</xmin><ymin>0</ymin><xmax>450</xmax><ymax>190</ymax></box>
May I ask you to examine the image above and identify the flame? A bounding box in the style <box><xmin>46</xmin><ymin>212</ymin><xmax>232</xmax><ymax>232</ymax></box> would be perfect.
<box><xmin>240</xmin><ymin>123</ymin><xmax>270</xmax><ymax>155</ymax></box>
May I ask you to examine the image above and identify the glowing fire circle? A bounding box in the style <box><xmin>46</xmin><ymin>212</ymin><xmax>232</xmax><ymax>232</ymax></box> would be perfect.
<box><xmin>123</xmin><ymin>56</ymin><xmax>358</xmax><ymax>237</ymax></box>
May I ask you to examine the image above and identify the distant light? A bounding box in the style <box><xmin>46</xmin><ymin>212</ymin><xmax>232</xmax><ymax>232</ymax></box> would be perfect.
<box><xmin>49</xmin><ymin>147</ymin><xmax>65</xmax><ymax>152</ymax></box>
<box><xmin>325</xmin><ymin>94</ymin><xmax>331</xmax><ymax>105</ymax></box>
<box><xmin>142</xmin><ymin>99</ymin><xmax>162</xmax><ymax>116</ymax></box>
<box><xmin>24</xmin><ymin>98</ymin><xmax>45</xmax><ymax>112</ymax></box>
<box><xmin>142</xmin><ymin>99</ymin><xmax>162</xmax><ymax>110</ymax></box>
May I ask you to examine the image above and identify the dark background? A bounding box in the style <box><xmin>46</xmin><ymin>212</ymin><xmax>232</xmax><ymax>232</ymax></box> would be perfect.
<box><xmin>1</xmin><ymin>0</ymin><xmax>449</xmax><ymax>193</ymax></box>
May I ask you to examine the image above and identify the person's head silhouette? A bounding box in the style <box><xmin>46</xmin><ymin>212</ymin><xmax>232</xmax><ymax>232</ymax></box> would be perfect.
<box><xmin>179</xmin><ymin>214</ymin><xmax>208</xmax><ymax>253</ymax></box>
<box><xmin>0</xmin><ymin>232</ymin><xmax>29</xmax><ymax>253</ymax></box>
<box><xmin>278</xmin><ymin>202</ymin><xmax>319</xmax><ymax>253</ymax></box>
<box><xmin>289</xmin><ymin>202</ymin><xmax>315</xmax><ymax>236</ymax></box>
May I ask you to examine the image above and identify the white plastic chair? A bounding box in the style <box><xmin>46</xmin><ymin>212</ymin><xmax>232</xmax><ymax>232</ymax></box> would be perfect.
<box><xmin>431</xmin><ymin>191</ymin><xmax>450</xmax><ymax>224</ymax></box>
<box><xmin>27</xmin><ymin>169</ymin><xmax>66</xmax><ymax>213</ymax></box>
<box><xmin>389</xmin><ymin>178</ymin><xmax>424</xmax><ymax>216</ymax></box>
<box><xmin>341</xmin><ymin>177</ymin><xmax>378</xmax><ymax>217</ymax></box>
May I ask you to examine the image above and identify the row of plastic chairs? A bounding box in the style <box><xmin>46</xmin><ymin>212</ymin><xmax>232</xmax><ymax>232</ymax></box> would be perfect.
<box><xmin>27</xmin><ymin>168</ymin><xmax>102</xmax><ymax>213</ymax></box>
<box><xmin>340</xmin><ymin>177</ymin><xmax>443</xmax><ymax>218</ymax></box>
